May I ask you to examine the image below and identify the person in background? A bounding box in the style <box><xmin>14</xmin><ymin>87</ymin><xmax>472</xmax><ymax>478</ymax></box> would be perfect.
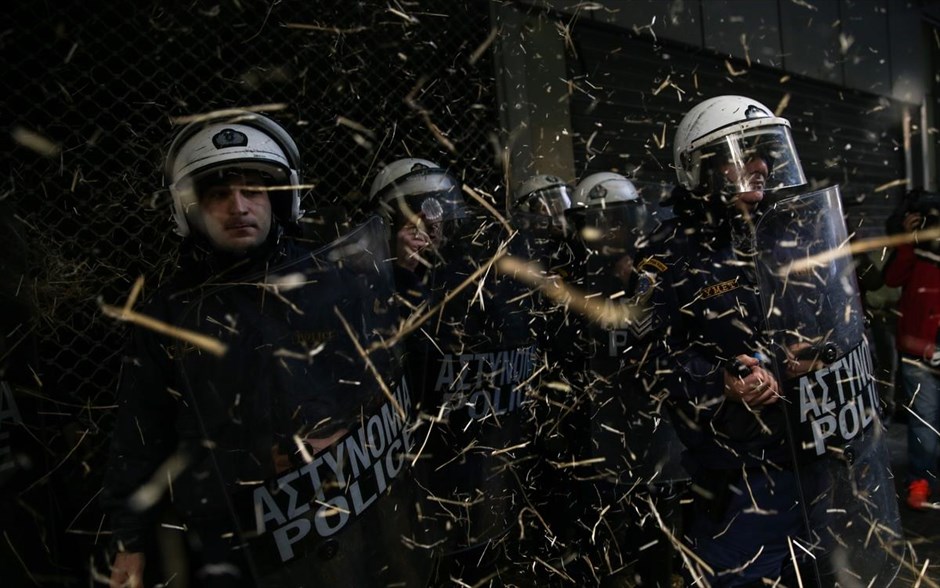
<box><xmin>883</xmin><ymin>188</ymin><xmax>940</xmax><ymax>510</ymax></box>
<box><xmin>853</xmin><ymin>251</ymin><xmax>900</xmax><ymax>423</ymax></box>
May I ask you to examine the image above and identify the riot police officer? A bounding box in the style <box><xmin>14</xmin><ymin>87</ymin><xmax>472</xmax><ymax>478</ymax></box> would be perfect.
<box><xmin>637</xmin><ymin>95</ymin><xmax>902</xmax><ymax>587</ymax></box>
<box><xmin>564</xmin><ymin>172</ymin><xmax>685</xmax><ymax>586</ymax></box>
<box><xmin>510</xmin><ymin>174</ymin><xmax>575</xmax><ymax>275</ymax></box>
<box><xmin>372</xmin><ymin>159</ymin><xmax>540</xmax><ymax>585</ymax></box>
<box><xmin>505</xmin><ymin>174</ymin><xmax>588</xmax><ymax>578</ymax></box>
<box><xmin>368</xmin><ymin>157</ymin><xmax>464</xmax><ymax>301</ymax></box>
<box><xmin>102</xmin><ymin>112</ymin><xmax>424</xmax><ymax>587</ymax></box>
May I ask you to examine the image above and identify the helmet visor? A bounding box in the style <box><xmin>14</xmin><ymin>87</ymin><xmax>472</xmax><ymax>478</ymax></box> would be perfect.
<box><xmin>576</xmin><ymin>201</ymin><xmax>648</xmax><ymax>257</ymax></box>
<box><xmin>381</xmin><ymin>169</ymin><xmax>465</xmax><ymax>222</ymax></box>
<box><xmin>519</xmin><ymin>185</ymin><xmax>573</xmax><ymax>221</ymax></box>
<box><xmin>175</xmin><ymin>163</ymin><xmax>290</xmax><ymax>230</ymax></box>
<box><xmin>697</xmin><ymin>125</ymin><xmax>805</xmax><ymax>195</ymax></box>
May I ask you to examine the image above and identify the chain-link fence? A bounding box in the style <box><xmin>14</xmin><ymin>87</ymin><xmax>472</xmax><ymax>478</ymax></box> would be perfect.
<box><xmin>4</xmin><ymin>1</ymin><xmax>932</xmax><ymax>584</ymax></box>
<box><xmin>5</xmin><ymin>1</ymin><xmax>501</xmax><ymax>581</ymax></box>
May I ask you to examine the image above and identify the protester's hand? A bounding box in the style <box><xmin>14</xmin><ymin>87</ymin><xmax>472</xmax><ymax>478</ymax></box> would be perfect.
<box><xmin>110</xmin><ymin>552</ymin><xmax>145</xmax><ymax>588</ymax></box>
<box><xmin>724</xmin><ymin>354</ymin><xmax>779</xmax><ymax>407</ymax></box>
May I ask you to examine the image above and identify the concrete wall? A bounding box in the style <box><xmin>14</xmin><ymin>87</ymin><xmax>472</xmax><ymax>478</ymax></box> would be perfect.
<box><xmin>493</xmin><ymin>4</ymin><xmax>576</xmax><ymax>200</ymax></box>
<box><xmin>537</xmin><ymin>0</ymin><xmax>928</xmax><ymax>104</ymax></box>
<box><xmin>502</xmin><ymin>0</ymin><xmax>935</xmax><ymax>190</ymax></box>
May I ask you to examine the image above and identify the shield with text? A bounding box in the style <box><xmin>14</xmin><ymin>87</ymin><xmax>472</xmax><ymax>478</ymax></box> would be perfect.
<box><xmin>406</xmin><ymin>213</ymin><xmax>541</xmax><ymax>584</ymax></box>
<box><xmin>176</xmin><ymin>216</ymin><xmax>430</xmax><ymax>587</ymax></box>
<box><xmin>754</xmin><ymin>186</ymin><xmax>903</xmax><ymax>587</ymax></box>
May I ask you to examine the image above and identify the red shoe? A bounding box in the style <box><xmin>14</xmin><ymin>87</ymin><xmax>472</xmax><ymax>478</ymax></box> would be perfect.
<box><xmin>907</xmin><ymin>478</ymin><xmax>930</xmax><ymax>510</ymax></box>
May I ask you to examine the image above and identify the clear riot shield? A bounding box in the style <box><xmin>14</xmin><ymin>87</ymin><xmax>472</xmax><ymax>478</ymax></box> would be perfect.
<box><xmin>574</xmin><ymin>202</ymin><xmax>687</xmax><ymax>584</ymax></box>
<box><xmin>754</xmin><ymin>186</ymin><xmax>903</xmax><ymax>587</ymax></box>
<box><xmin>408</xmin><ymin>214</ymin><xmax>540</xmax><ymax>583</ymax></box>
<box><xmin>179</xmin><ymin>216</ymin><xmax>429</xmax><ymax>587</ymax></box>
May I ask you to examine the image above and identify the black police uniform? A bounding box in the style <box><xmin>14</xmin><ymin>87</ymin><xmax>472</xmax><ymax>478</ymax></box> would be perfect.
<box><xmin>101</xmin><ymin>224</ymin><xmax>421</xmax><ymax>586</ymax></box>
<box><xmin>635</xmin><ymin>188</ymin><xmax>805</xmax><ymax>586</ymax></box>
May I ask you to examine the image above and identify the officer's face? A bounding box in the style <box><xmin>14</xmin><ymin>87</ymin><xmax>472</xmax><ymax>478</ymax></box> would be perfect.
<box><xmin>721</xmin><ymin>155</ymin><xmax>769</xmax><ymax>208</ymax></box>
<box><xmin>612</xmin><ymin>254</ymin><xmax>634</xmax><ymax>286</ymax></box>
<box><xmin>199</xmin><ymin>171</ymin><xmax>272</xmax><ymax>253</ymax></box>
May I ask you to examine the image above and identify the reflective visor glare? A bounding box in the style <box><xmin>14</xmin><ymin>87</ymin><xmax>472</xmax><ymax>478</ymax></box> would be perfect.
<box><xmin>394</xmin><ymin>191</ymin><xmax>459</xmax><ymax>222</ymax></box>
<box><xmin>583</xmin><ymin>205</ymin><xmax>646</xmax><ymax>248</ymax></box>
<box><xmin>528</xmin><ymin>186</ymin><xmax>572</xmax><ymax>218</ymax></box>
<box><xmin>699</xmin><ymin>127</ymin><xmax>805</xmax><ymax>194</ymax></box>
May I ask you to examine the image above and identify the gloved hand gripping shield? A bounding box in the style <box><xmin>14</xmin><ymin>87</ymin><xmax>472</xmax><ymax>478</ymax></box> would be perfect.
<box><xmin>753</xmin><ymin>186</ymin><xmax>903</xmax><ymax>586</ymax></box>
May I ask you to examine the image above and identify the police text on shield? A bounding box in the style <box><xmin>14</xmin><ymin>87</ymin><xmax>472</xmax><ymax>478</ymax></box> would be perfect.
<box><xmin>433</xmin><ymin>345</ymin><xmax>535</xmax><ymax>419</ymax></box>
<box><xmin>797</xmin><ymin>339</ymin><xmax>878</xmax><ymax>455</ymax></box>
<box><xmin>251</xmin><ymin>379</ymin><xmax>415</xmax><ymax>562</ymax></box>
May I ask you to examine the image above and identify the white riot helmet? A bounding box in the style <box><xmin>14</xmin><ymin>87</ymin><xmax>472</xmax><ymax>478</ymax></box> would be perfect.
<box><xmin>368</xmin><ymin>158</ymin><xmax>464</xmax><ymax>223</ymax></box>
<box><xmin>674</xmin><ymin>95</ymin><xmax>806</xmax><ymax>195</ymax></box>
<box><xmin>572</xmin><ymin>172</ymin><xmax>639</xmax><ymax>209</ymax></box>
<box><xmin>568</xmin><ymin>172</ymin><xmax>648</xmax><ymax>254</ymax></box>
<box><xmin>512</xmin><ymin>174</ymin><xmax>573</xmax><ymax>217</ymax></box>
<box><xmin>166</xmin><ymin>112</ymin><xmax>301</xmax><ymax>237</ymax></box>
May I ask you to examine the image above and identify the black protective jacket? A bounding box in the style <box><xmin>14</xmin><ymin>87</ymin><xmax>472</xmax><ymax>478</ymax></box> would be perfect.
<box><xmin>635</xmin><ymin>188</ymin><xmax>789</xmax><ymax>471</ymax></box>
<box><xmin>101</xmin><ymin>229</ymin><xmax>382</xmax><ymax>552</ymax></box>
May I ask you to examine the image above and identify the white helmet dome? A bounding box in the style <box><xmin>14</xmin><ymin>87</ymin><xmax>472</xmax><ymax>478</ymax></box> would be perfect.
<box><xmin>166</xmin><ymin>111</ymin><xmax>301</xmax><ymax>236</ymax></box>
<box><xmin>572</xmin><ymin>172</ymin><xmax>639</xmax><ymax>209</ymax></box>
<box><xmin>674</xmin><ymin>95</ymin><xmax>806</xmax><ymax>195</ymax></box>
<box><xmin>512</xmin><ymin>174</ymin><xmax>573</xmax><ymax>215</ymax></box>
<box><xmin>369</xmin><ymin>158</ymin><xmax>464</xmax><ymax>223</ymax></box>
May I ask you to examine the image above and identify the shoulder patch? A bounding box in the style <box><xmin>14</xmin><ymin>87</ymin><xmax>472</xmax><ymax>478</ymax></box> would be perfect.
<box><xmin>634</xmin><ymin>272</ymin><xmax>655</xmax><ymax>297</ymax></box>
<box><xmin>638</xmin><ymin>257</ymin><xmax>667</xmax><ymax>273</ymax></box>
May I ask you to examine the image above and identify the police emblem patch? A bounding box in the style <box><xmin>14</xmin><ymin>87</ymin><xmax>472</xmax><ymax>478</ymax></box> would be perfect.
<box><xmin>744</xmin><ymin>105</ymin><xmax>770</xmax><ymax>119</ymax></box>
<box><xmin>635</xmin><ymin>272</ymin><xmax>654</xmax><ymax>296</ymax></box>
<box><xmin>212</xmin><ymin>128</ymin><xmax>249</xmax><ymax>149</ymax></box>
